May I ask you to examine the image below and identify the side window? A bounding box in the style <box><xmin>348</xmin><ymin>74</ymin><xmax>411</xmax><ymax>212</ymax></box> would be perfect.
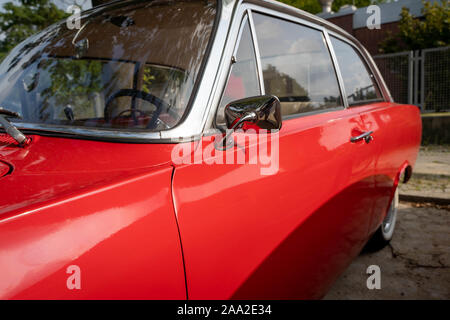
<box><xmin>330</xmin><ymin>37</ymin><xmax>382</xmax><ymax>106</ymax></box>
<box><xmin>216</xmin><ymin>17</ymin><xmax>260</xmax><ymax>126</ymax></box>
<box><xmin>252</xmin><ymin>13</ymin><xmax>342</xmax><ymax>117</ymax></box>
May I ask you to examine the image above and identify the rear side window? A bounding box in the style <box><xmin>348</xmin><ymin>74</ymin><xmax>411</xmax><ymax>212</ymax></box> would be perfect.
<box><xmin>252</xmin><ymin>13</ymin><xmax>343</xmax><ymax>117</ymax></box>
<box><xmin>330</xmin><ymin>37</ymin><xmax>383</xmax><ymax>106</ymax></box>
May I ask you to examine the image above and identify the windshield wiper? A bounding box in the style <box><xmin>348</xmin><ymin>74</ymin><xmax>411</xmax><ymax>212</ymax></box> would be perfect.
<box><xmin>0</xmin><ymin>107</ymin><xmax>29</xmax><ymax>146</ymax></box>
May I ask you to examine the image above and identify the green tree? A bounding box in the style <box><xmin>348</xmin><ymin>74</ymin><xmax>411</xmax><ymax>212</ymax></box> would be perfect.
<box><xmin>277</xmin><ymin>0</ymin><xmax>322</xmax><ymax>14</ymax></box>
<box><xmin>0</xmin><ymin>0</ymin><xmax>67</xmax><ymax>60</ymax></box>
<box><xmin>277</xmin><ymin>0</ymin><xmax>386</xmax><ymax>14</ymax></box>
<box><xmin>378</xmin><ymin>1</ymin><xmax>449</xmax><ymax>112</ymax></box>
<box><xmin>380</xmin><ymin>0</ymin><xmax>449</xmax><ymax>53</ymax></box>
<box><xmin>39</xmin><ymin>59</ymin><xmax>104</xmax><ymax>117</ymax></box>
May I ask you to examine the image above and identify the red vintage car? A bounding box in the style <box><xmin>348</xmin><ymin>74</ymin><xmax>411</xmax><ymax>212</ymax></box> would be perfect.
<box><xmin>0</xmin><ymin>0</ymin><xmax>421</xmax><ymax>299</ymax></box>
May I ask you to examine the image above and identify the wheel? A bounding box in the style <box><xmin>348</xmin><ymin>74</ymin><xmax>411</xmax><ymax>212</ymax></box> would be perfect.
<box><xmin>366</xmin><ymin>187</ymin><xmax>399</xmax><ymax>251</ymax></box>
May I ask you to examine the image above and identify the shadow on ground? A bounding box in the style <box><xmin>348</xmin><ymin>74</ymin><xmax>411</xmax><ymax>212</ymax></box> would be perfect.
<box><xmin>325</xmin><ymin>202</ymin><xmax>450</xmax><ymax>299</ymax></box>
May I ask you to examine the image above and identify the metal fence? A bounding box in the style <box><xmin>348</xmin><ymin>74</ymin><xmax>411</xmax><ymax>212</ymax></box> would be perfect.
<box><xmin>373</xmin><ymin>46</ymin><xmax>450</xmax><ymax>113</ymax></box>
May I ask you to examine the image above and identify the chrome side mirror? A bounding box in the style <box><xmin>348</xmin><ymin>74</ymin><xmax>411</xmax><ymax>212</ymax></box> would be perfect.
<box><xmin>224</xmin><ymin>95</ymin><xmax>282</xmax><ymax>131</ymax></box>
<box><xmin>216</xmin><ymin>95</ymin><xmax>282</xmax><ymax>150</ymax></box>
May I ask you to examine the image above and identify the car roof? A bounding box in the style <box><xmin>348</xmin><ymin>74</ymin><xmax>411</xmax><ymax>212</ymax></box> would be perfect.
<box><xmin>244</xmin><ymin>0</ymin><xmax>359</xmax><ymax>45</ymax></box>
<box><xmin>86</xmin><ymin>0</ymin><xmax>358</xmax><ymax>47</ymax></box>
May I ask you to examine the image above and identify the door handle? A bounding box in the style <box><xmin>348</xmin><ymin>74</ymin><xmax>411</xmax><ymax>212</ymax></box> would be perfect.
<box><xmin>350</xmin><ymin>131</ymin><xmax>373</xmax><ymax>144</ymax></box>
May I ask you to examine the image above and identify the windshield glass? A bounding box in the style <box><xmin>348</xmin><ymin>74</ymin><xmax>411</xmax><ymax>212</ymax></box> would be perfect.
<box><xmin>0</xmin><ymin>0</ymin><xmax>217</xmax><ymax>132</ymax></box>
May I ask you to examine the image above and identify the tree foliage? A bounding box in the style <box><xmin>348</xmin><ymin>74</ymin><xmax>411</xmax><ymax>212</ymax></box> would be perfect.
<box><xmin>277</xmin><ymin>0</ymin><xmax>386</xmax><ymax>14</ymax></box>
<box><xmin>331</xmin><ymin>0</ymin><xmax>382</xmax><ymax>13</ymax></box>
<box><xmin>0</xmin><ymin>0</ymin><xmax>67</xmax><ymax>60</ymax></box>
<box><xmin>276</xmin><ymin>0</ymin><xmax>322</xmax><ymax>14</ymax></box>
<box><xmin>39</xmin><ymin>59</ymin><xmax>103</xmax><ymax>111</ymax></box>
<box><xmin>380</xmin><ymin>0</ymin><xmax>449</xmax><ymax>53</ymax></box>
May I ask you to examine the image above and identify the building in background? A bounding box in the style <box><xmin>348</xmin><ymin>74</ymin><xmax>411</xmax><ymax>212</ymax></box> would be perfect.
<box><xmin>316</xmin><ymin>0</ymin><xmax>449</xmax><ymax>144</ymax></box>
<box><xmin>317</xmin><ymin>0</ymin><xmax>444</xmax><ymax>55</ymax></box>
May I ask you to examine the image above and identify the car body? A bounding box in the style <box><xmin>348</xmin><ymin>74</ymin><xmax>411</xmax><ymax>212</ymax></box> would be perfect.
<box><xmin>0</xmin><ymin>0</ymin><xmax>421</xmax><ymax>299</ymax></box>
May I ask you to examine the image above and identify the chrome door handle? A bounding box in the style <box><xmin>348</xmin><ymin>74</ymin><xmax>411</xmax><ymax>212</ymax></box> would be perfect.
<box><xmin>350</xmin><ymin>131</ymin><xmax>373</xmax><ymax>144</ymax></box>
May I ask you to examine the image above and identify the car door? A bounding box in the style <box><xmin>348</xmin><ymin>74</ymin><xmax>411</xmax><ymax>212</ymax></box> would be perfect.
<box><xmin>328</xmin><ymin>36</ymin><xmax>409</xmax><ymax>236</ymax></box>
<box><xmin>172</xmin><ymin>10</ymin><xmax>376</xmax><ymax>299</ymax></box>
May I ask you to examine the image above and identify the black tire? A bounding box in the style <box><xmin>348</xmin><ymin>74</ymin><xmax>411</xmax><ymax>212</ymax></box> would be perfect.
<box><xmin>365</xmin><ymin>188</ymin><xmax>399</xmax><ymax>252</ymax></box>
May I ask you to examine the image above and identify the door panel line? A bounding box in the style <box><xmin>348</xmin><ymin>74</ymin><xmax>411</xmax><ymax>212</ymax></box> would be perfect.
<box><xmin>170</xmin><ymin>165</ymin><xmax>189</xmax><ymax>300</ymax></box>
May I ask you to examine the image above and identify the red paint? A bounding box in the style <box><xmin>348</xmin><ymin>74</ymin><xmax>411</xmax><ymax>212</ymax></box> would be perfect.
<box><xmin>0</xmin><ymin>133</ymin><xmax>32</xmax><ymax>147</ymax></box>
<box><xmin>0</xmin><ymin>137</ymin><xmax>185</xmax><ymax>299</ymax></box>
<box><xmin>0</xmin><ymin>161</ymin><xmax>10</xmax><ymax>177</ymax></box>
<box><xmin>0</xmin><ymin>101</ymin><xmax>420</xmax><ymax>299</ymax></box>
<box><xmin>172</xmin><ymin>102</ymin><xmax>415</xmax><ymax>299</ymax></box>
<box><xmin>359</xmin><ymin>103</ymin><xmax>422</xmax><ymax>233</ymax></box>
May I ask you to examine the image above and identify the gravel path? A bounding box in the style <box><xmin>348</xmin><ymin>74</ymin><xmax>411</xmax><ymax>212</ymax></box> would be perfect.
<box><xmin>325</xmin><ymin>202</ymin><xmax>450</xmax><ymax>299</ymax></box>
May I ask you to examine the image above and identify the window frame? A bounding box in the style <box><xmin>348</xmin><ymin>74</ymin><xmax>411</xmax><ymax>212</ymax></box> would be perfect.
<box><xmin>209</xmin><ymin>2</ymin><xmax>391</xmax><ymax>128</ymax></box>
<box><xmin>212</xmin><ymin>12</ymin><xmax>262</xmax><ymax>128</ymax></box>
<box><xmin>249</xmin><ymin>10</ymin><xmax>347</xmax><ymax>119</ymax></box>
<box><xmin>328</xmin><ymin>34</ymin><xmax>385</xmax><ymax>107</ymax></box>
<box><xmin>325</xmin><ymin>30</ymin><xmax>391</xmax><ymax>103</ymax></box>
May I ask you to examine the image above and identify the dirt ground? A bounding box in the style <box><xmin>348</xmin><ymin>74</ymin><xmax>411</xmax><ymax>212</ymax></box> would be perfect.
<box><xmin>325</xmin><ymin>202</ymin><xmax>450</xmax><ymax>299</ymax></box>
<box><xmin>399</xmin><ymin>145</ymin><xmax>450</xmax><ymax>200</ymax></box>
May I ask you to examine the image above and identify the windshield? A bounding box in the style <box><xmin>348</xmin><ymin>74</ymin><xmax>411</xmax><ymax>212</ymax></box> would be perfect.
<box><xmin>0</xmin><ymin>0</ymin><xmax>217</xmax><ymax>132</ymax></box>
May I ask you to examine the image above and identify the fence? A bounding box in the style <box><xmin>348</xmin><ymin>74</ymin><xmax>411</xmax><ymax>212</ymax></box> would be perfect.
<box><xmin>373</xmin><ymin>46</ymin><xmax>450</xmax><ymax>113</ymax></box>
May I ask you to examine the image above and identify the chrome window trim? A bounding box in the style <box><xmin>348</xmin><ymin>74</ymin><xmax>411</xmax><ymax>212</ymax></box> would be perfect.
<box><xmin>361</xmin><ymin>42</ymin><xmax>393</xmax><ymax>102</ymax></box>
<box><xmin>246</xmin><ymin>3</ymin><xmax>326</xmax><ymax>33</ymax></box>
<box><xmin>323</xmin><ymin>30</ymin><xmax>348</xmax><ymax>109</ymax></box>
<box><xmin>209</xmin><ymin>11</ymin><xmax>264</xmax><ymax>128</ymax></box>
<box><xmin>245</xmin><ymin>0</ymin><xmax>350</xmax><ymax>40</ymax></box>
<box><xmin>203</xmin><ymin>0</ymin><xmax>250</xmax><ymax>131</ymax></box>
<box><xmin>247</xmin><ymin>9</ymin><xmax>265</xmax><ymax>94</ymax></box>
<box><xmin>326</xmin><ymin>30</ymin><xmax>393</xmax><ymax>104</ymax></box>
<box><xmin>246</xmin><ymin>7</ymin><xmax>347</xmax><ymax>117</ymax></box>
<box><xmin>206</xmin><ymin>1</ymin><xmax>348</xmax><ymax>124</ymax></box>
<box><xmin>205</xmin><ymin>1</ymin><xmax>330</xmax><ymax>130</ymax></box>
<box><xmin>279</xmin><ymin>107</ymin><xmax>344</xmax><ymax>121</ymax></box>
<box><xmin>232</xmin><ymin>13</ymin><xmax>249</xmax><ymax>57</ymax></box>
<box><xmin>205</xmin><ymin>0</ymin><xmax>393</xmax><ymax>132</ymax></box>
<box><xmin>9</xmin><ymin>122</ymin><xmax>162</xmax><ymax>141</ymax></box>
<box><xmin>243</xmin><ymin>0</ymin><xmax>392</xmax><ymax>104</ymax></box>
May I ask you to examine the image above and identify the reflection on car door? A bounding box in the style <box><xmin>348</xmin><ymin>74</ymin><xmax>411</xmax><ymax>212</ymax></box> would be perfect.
<box><xmin>329</xmin><ymin>36</ymin><xmax>402</xmax><ymax>236</ymax></box>
<box><xmin>172</xmin><ymin>12</ymin><xmax>377</xmax><ymax>299</ymax></box>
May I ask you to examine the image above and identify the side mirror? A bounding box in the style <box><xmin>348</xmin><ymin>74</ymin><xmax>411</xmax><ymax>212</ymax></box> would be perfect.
<box><xmin>216</xmin><ymin>95</ymin><xmax>282</xmax><ymax>150</ymax></box>
<box><xmin>224</xmin><ymin>95</ymin><xmax>282</xmax><ymax>131</ymax></box>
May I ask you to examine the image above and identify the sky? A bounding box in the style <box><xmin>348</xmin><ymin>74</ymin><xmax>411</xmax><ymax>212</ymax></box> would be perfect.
<box><xmin>0</xmin><ymin>0</ymin><xmax>93</xmax><ymax>11</ymax></box>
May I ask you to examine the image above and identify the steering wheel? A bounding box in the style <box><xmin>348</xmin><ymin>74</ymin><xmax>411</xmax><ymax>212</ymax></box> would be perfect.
<box><xmin>112</xmin><ymin>108</ymin><xmax>147</xmax><ymax>121</ymax></box>
<box><xmin>104</xmin><ymin>89</ymin><xmax>171</xmax><ymax>129</ymax></box>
